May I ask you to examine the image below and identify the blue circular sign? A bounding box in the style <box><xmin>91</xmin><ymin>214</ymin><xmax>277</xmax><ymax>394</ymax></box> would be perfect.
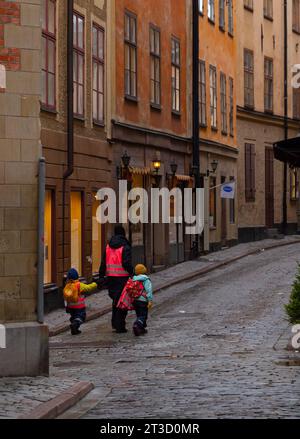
<box><xmin>223</xmin><ymin>186</ymin><xmax>233</xmax><ymax>193</ymax></box>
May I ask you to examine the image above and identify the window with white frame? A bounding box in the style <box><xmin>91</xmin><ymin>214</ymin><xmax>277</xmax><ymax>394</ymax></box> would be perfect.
<box><xmin>92</xmin><ymin>24</ymin><xmax>104</xmax><ymax>124</ymax></box>
<box><xmin>199</xmin><ymin>60</ymin><xmax>207</xmax><ymax>126</ymax></box>
<box><xmin>171</xmin><ymin>37</ymin><xmax>181</xmax><ymax>113</ymax></box>
<box><xmin>42</xmin><ymin>0</ymin><xmax>56</xmax><ymax>109</ymax></box>
<box><xmin>73</xmin><ymin>12</ymin><xmax>85</xmax><ymax>117</ymax></box>
<box><xmin>220</xmin><ymin>72</ymin><xmax>227</xmax><ymax>134</ymax></box>
<box><xmin>209</xmin><ymin>65</ymin><xmax>217</xmax><ymax>129</ymax></box>
<box><xmin>208</xmin><ymin>0</ymin><xmax>215</xmax><ymax>22</ymax></box>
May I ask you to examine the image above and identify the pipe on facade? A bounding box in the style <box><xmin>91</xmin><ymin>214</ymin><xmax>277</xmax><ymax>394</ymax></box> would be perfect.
<box><xmin>192</xmin><ymin>0</ymin><xmax>201</xmax><ymax>256</ymax></box>
<box><xmin>37</xmin><ymin>157</ymin><xmax>46</xmax><ymax>324</ymax></box>
<box><xmin>282</xmin><ymin>0</ymin><xmax>288</xmax><ymax>234</ymax></box>
<box><xmin>62</xmin><ymin>0</ymin><xmax>74</xmax><ymax>276</ymax></box>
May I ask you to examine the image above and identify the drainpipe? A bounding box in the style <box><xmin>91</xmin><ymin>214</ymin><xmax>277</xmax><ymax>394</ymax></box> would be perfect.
<box><xmin>281</xmin><ymin>0</ymin><xmax>288</xmax><ymax>235</ymax></box>
<box><xmin>62</xmin><ymin>0</ymin><xmax>74</xmax><ymax>275</ymax></box>
<box><xmin>192</xmin><ymin>0</ymin><xmax>201</xmax><ymax>256</ymax></box>
<box><xmin>37</xmin><ymin>157</ymin><xmax>46</xmax><ymax>324</ymax></box>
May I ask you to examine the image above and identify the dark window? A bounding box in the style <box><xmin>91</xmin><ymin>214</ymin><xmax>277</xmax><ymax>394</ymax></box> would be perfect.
<box><xmin>244</xmin><ymin>0</ymin><xmax>253</xmax><ymax>11</ymax></box>
<box><xmin>229</xmin><ymin>77</ymin><xmax>234</xmax><ymax>136</ymax></box>
<box><xmin>73</xmin><ymin>12</ymin><xmax>85</xmax><ymax>117</ymax></box>
<box><xmin>125</xmin><ymin>11</ymin><xmax>137</xmax><ymax>99</ymax></box>
<box><xmin>293</xmin><ymin>0</ymin><xmax>300</xmax><ymax>33</ymax></box>
<box><xmin>171</xmin><ymin>37</ymin><xmax>180</xmax><ymax>113</ymax></box>
<box><xmin>264</xmin><ymin>57</ymin><xmax>273</xmax><ymax>113</ymax></box>
<box><xmin>264</xmin><ymin>0</ymin><xmax>273</xmax><ymax>19</ymax></box>
<box><xmin>209</xmin><ymin>177</ymin><xmax>217</xmax><ymax>227</ymax></box>
<box><xmin>219</xmin><ymin>0</ymin><xmax>225</xmax><ymax>30</ymax></box>
<box><xmin>199</xmin><ymin>60</ymin><xmax>207</xmax><ymax>126</ymax></box>
<box><xmin>208</xmin><ymin>0</ymin><xmax>215</xmax><ymax>22</ymax></box>
<box><xmin>229</xmin><ymin>177</ymin><xmax>235</xmax><ymax>224</ymax></box>
<box><xmin>42</xmin><ymin>0</ymin><xmax>56</xmax><ymax>110</ymax></box>
<box><xmin>92</xmin><ymin>24</ymin><xmax>104</xmax><ymax>124</ymax></box>
<box><xmin>244</xmin><ymin>49</ymin><xmax>254</xmax><ymax>109</ymax></box>
<box><xmin>150</xmin><ymin>25</ymin><xmax>161</xmax><ymax>107</ymax></box>
<box><xmin>228</xmin><ymin>0</ymin><xmax>234</xmax><ymax>34</ymax></box>
<box><xmin>290</xmin><ymin>169</ymin><xmax>299</xmax><ymax>201</ymax></box>
<box><xmin>293</xmin><ymin>85</ymin><xmax>300</xmax><ymax>120</ymax></box>
<box><xmin>245</xmin><ymin>143</ymin><xmax>256</xmax><ymax>202</ymax></box>
<box><xmin>220</xmin><ymin>72</ymin><xmax>227</xmax><ymax>134</ymax></box>
<box><xmin>209</xmin><ymin>65</ymin><xmax>217</xmax><ymax>129</ymax></box>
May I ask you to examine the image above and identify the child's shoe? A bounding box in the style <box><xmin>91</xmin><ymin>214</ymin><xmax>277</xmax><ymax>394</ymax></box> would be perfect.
<box><xmin>70</xmin><ymin>323</ymin><xmax>81</xmax><ymax>335</ymax></box>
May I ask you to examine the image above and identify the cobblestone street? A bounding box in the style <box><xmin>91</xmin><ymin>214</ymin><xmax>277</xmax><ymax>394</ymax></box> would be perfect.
<box><xmin>50</xmin><ymin>243</ymin><xmax>300</xmax><ymax>419</ymax></box>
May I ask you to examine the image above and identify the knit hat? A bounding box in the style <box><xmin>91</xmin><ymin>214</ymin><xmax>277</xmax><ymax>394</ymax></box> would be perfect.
<box><xmin>67</xmin><ymin>268</ymin><xmax>79</xmax><ymax>281</ymax></box>
<box><xmin>135</xmin><ymin>264</ymin><xmax>147</xmax><ymax>275</ymax></box>
<box><xmin>114</xmin><ymin>225</ymin><xmax>126</xmax><ymax>237</ymax></box>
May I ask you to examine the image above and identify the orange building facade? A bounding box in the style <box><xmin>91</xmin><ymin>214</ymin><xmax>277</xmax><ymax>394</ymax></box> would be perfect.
<box><xmin>198</xmin><ymin>0</ymin><xmax>238</xmax><ymax>250</ymax></box>
<box><xmin>107</xmin><ymin>0</ymin><xmax>194</xmax><ymax>269</ymax></box>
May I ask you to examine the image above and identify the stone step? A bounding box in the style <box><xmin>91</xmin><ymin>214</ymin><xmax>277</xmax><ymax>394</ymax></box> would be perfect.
<box><xmin>266</xmin><ymin>228</ymin><xmax>284</xmax><ymax>239</ymax></box>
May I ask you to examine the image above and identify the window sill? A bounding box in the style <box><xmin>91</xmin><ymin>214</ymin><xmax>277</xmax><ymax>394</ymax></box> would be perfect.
<box><xmin>209</xmin><ymin>226</ymin><xmax>217</xmax><ymax>231</ymax></box>
<box><xmin>208</xmin><ymin>18</ymin><xmax>215</xmax><ymax>26</ymax></box>
<box><xmin>244</xmin><ymin>6</ymin><xmax>253</xmax><ymax>13</ymax></box>
<box><xmin>244</xmin><ymin>104</ymin><xmax>255</xmax><ymax>111</ymax></box>
<box><xmin>264</xmin><ymin>109</ymin><xmax>274</xmax><ymax>115</ymax></box>
<box><xmin>199</xmin><ymin>123</ymin><xmax>207</xmax><ymax>128</ymax></box>
<box><xmin>172</xmin><ymin>110</ymin><xmax>181</xmax><ymax>118</ymax></box>
<box><xmin>221</xmin><ymin>130</ymin><xmax>228</xmax><ymax>136</ymax></box>
<box><xmin>74</xmin><ymin>115</ymin><xmax>85</xmax><ymax>122</ymax></box>
<box><xmin>150</xmin><ymin>103</ymin><xmax>162</xmax><ymax>112</ymax></box>
<box><xmin>93</xmin><ymin>120</ymin><xmax>105</xmax><ymax>128</ymax></box>
<box><xmin>211</xmin><ymin>126</ymin><xmax>218</xmax><ymax>132</ymax></box>
<box><xmin>228</xmin><ymin>31</ymin><xmax>234</xmax><ymax>38</ymax></box>
<box><xmin>264</xmin><ymin>15</ymin><xmax>273</xmax><ymax>22</ymax></box>
<box><xmin>41</xmin><ymin>105</ymin><xmax>57</xmax><ymax>115</ymax></box>
<box><xmin>219</xmin><ymin>25</ymin><xmax>225</xmax><ymax>33</ymax></box>
<box><xmin>293</xmin><ymin>28</ymin><xmax>300</xmax><ymax>36</ymax></box>
<box><xmin>125</xmin><ymin>95</ymin><xmax>138</xmax><ymax>104</ymax></box>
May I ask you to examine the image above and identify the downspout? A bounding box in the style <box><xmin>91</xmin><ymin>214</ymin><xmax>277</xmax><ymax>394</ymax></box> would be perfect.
<box><xmin>62</xmin><ymin>0</ymin><xmax>74</xmax><ymax>275</ymax></box>
<box><xmin>192</xmin><ymin>0</ymin><xmax>200</xmax><ymax>257</ymax></box>
<box><xmin>37</xmin><ymin>157</ymin><xmax>46</xmax><ymax>324</ymax></box>
<box><xmin>282</xmin><ymin>0</ymin><xmax>288</xmax><ymax>234</ymax></box>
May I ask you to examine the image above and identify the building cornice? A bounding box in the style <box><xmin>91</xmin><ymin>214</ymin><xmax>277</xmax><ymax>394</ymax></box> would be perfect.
<box><xmin>237</xmin><ymin>106</ymin><xmax>300</xmax><ymax>130</ymax></box>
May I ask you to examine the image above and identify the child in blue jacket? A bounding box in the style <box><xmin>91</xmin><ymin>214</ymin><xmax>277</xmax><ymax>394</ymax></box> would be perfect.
<box><xmin>132</xmin><ymin>264</ymin><xmax>153</xmax><ymax>336</ymax></box>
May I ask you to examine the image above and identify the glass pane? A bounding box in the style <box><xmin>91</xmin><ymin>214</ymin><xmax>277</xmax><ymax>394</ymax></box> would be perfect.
<box><xmin>125</xmin><ymin>70</ymin><xmax>130</xmax><ymax>95</ymax></box>
<box><xmin>93</xmin><ymin>62</ymin><xmax>97</xmax><ymax>90</ymax></box>
<box><xmin>78</xmin><ymin>55</ymin><xmax>83</xmax><ymax>84</ymax></box>
<box><xmin>155</xmin><ymin>31</ymin><xmax>160</xmax><ymax>55</ymax></box>
<box><xmin>78</xmin><ymin>17</ymin><xmax>84</xmax><ymax>49</ymax></box>
<box><xmin>125</xmin><ymin>44</ymin><xmax>130</xmax><ymax>69</ymax></box>
<box><xmin>131</xmin><ymin>72</ymin><xmax>136</xmax><ymax>97</ymax></box>
<box><xmin>44</xmin><ymin>190</ymin><xmax>52</xmax><ymax>284</ymax></box>
<box><xmin>73</xmin><ymin>52</ymin><xmax>77</xmax><ymax>81</ymax></box>
<box><xmin>78</xmin><ymin>85</ymin><xmax>84</xmax><ymax>115</ymax></box>
<box><xmin>98</xmin><ymin>30</ymin><xmax>104</xmax><ymax>59</ymax></box>
<box><xmin>125</xmin><ymin>14</ymin><xmax>130</xmax><ymax>40</ymax></box>
<box><xmin>73</xmin><ymin>82</ymin><xmax>77</xmax><ymax>114</ymax></box>
<box><xmin>150</xmin><ymin>57</ymin><xmax>155</xmax><ymax>79</ymax></box>
<box><xmin>73</xmin><ymin>14</ymin><xmax>77</xmax><ymax>46</ymax></box>
<box><xmin>48</xmin><ymin>0</ymin><xmax>55</xmax><ymax>34</ymax></box>
<box><xmin>92</xmin><ymin>194</ymin><xmax>102</xmax><ymax>274</ymax></box>
<box><xmin>48</xmin><ymin>73</ymin><xmax>55</xmax><ymax>106</ymax></box>
<box><xmin>98</xmin><ymin>93</ymin><xmax>104</xmax><ymax>121</ymax></box>
<box><xmin>98</xmin><ymin>65</ymin><xmax>104</xmax><ymax>93</ymax></box>
<box><xmin>150</xmin><ymin>80</ymin><xmax>155</xmax><ymax>102</ymax></box>
<box><xmin>150</xmin><ymin>28</ymin><xmax>154</xmax><ymax>53</ymax></box>
<box><xmin>130</xmin><ymin>47</ymin><xmax>136</xmax><ymax>72</ymax></box>
<box><xmin>155</xmin><ymin>58</ymin><xmax>160</xmax><ymax>81</ymax></box>
<box><xmin>131</xmin><ymin>17</ymin><xmax>136</xmax><ymax>44</ymax></box>
<box><xmin>92</xmin><ymin>26</ymin><xmax>97</xmax><ymax>57</ymax></box>
<box><xmin>155</xmin><ymin>82</ymin><xmax>160</xmax><ymax>104</ymax></box>
<box><xmin>48</xmin><ymin>40</ymin><xmax>55</xmax><ymax>73</ymax></box>
<box><xmin>93</xmin><ymin>90</ymin><xmax>97</xmax><ymax>120</ymax></box>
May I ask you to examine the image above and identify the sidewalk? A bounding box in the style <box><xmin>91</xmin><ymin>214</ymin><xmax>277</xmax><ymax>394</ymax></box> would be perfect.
<box><xmin>46</xmin><ymin>235</ymin><xmax>300</xmax><ymax>336</ymax></box>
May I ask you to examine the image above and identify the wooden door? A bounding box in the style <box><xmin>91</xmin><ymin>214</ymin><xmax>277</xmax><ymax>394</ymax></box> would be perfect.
<box><xmin>265</xmin><ymin>148</ymin><xmax>274</xmax><ymax>228</ymax></box>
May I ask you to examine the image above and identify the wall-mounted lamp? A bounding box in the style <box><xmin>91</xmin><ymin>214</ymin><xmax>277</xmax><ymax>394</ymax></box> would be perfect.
<box><xmin>166</xmin><ymin>161</ymin><xmax>178</xmax><ymax>185</ymax></box>
<box><xmin>152</xmin><ymin>157</ymin><xmax>161</xmax><ymax>174</ymax></box>
<box><xmin>206</xmin><ymin>159</ymin><xmax>219</xmax><ymax>177</ymax></box>
<box><xmin>116</xmin><ymin>151</ymin><xmax>132</xmax><ymax>180</ymax></box>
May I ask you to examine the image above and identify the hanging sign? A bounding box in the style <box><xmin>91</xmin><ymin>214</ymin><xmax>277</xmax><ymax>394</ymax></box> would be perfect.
<box><xmin>221</xmin><ymin>181</ymin><xmax>235</xmax><ymax>199</ymax></box>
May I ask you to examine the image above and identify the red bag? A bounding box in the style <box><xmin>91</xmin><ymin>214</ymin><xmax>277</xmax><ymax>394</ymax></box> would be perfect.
<box><xmin>117</xmin><ymin>279</ymin><xmax>146</xmax><ymax>310</ymax></box>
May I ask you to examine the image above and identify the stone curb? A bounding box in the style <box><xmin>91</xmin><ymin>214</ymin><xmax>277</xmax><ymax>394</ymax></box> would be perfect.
<box><xmin>18</xmin><ymin>381</ymin><xmax>94</xmax><ymax>419</ymax></box>
<box><xmin>49</xmin><ymin>238</ymin><xmax>300</xmax><ymax>338</ymax></box>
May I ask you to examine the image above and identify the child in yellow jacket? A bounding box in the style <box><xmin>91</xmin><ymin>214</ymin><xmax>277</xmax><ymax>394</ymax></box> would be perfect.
<box><xmin>64</xmin><ymin>268</ymin><xmax>97</xmax><ymax>335</ymax></box>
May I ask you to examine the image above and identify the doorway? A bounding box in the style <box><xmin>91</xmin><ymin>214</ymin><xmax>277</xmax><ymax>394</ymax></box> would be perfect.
<box><xmin>265</xmin><ymin>148</ymin><xmax>274</xmax><ymax>228</ymax></box>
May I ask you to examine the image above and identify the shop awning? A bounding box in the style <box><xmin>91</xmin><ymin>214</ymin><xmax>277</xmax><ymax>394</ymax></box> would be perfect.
<box><xmin>130</xmin><ymin>166</ymin><xmax>152</xmax><ymax>175</ymax></box>
<box><xmin>273</xmin><ymin>136</ymin><xmax>300</xmax><ymax>167</ymax></box>
<box><xmin>176</xmin><ymin>174</ymin><xmax>193</xmax><ymax>182</ymax></box>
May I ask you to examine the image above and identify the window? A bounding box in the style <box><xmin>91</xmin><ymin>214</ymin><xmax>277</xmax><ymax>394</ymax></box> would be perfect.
<box><xmin>244</xmin><ymin>49</ymin><xmax>254</xmax><ymax>109</ymax></box>
<box><xmin>130</xmin><ymin>174</ymin><xmax>145</xmax><ymax>247</ymax></box>
<box><xmin>244</xmin><ymin>0</ymin><xmax>253</xmax><ymax>11</ymax></box>
<box><xmin>290</xmin><ymin>170</ymin><xmax>299</xmax><ymax>201</ymax></box>
<box><xmin>199</xmin><ymin>0</ymin><xmax>204</xmax><ymax>14</ymax></box>
<box><xmin>229</xmin><ymin>177</ymin><xmax>235</xmax><ymax>224</ymax></box>
<box><xmin>229</xmin><ymin>77</ymin><xmax>234</xmax><ymax>136</ymax></box>
<box><xmin>245</xmin><ymin>143</ymin><xmax>256</xmax><ymax>202</ymax></box>
<box><xmin>92</xmin><ymin>192</ymin><xmax>103</xmax><ymax>274</ymax></box>
<box><xmin>42</xmin><ymin>0</ymin><xmax>56</xmax><ymax>109</ymax></box>
<box><xmin>71</xmin><ymin>192</ymin><xmax>83</xmax><ymax>275</ymax></box>
<box><xmin>264</xmin><ymin>57</ymin><xmax>273</xmax><ymax>113</ymax></box>
<box><xmin>219</xmin><ymin>0</ymin><xmax>225</xmax><ymax>30</ymax></box>
<box><xmin>125</xmin><ymin>11</ymin><xmax>137</xmax><ymax>99</ymax></box>
<box><xmin>228</xmin><ymin>0</ymin><xmax>234</xmax><ymax>34</ymax></box>
<box><xmin>264</xmin><ymin>0</ymin><xmax>273</xmax><ymax>19</ymax></box>
<box><xmin>220</xmin><ymin>72</ymin><xmax>227</xmax><ymax>134</ymax></box>
<box><xmin>92</xmin><ymin>24</ymin><xmax>104</xmax><ymax>124</ymax></box>
<box><xmin>209</xmin><ymin>65</ymin><xmax>217</xmax><ymax>129</ymax></box>
<box><xmin>208</xmin><ymin>0</ymin><xmax>215</xmax><ymax>22</ymax></box>
<box><xmin>209</xmin><ymin>177</ymin><xmax>217</xmax><ymax>228</ymax></box>
<box><xmin>171</xmin><ymin>37</ymin><xmax>181</xmax><ymax>113</ymax></box>
<box><xmin>150</xmin><ymin>25</ymin><xmax>161</xmax><ymax>107</ymax></box>
<box><xmin>44</xmin><ymin>190</ymin><xmax>54</xmax><ymax>284</ymax></box>
<box><xmin>293</xmin><ymin>0</ymin><xmax>300</xmax><ymax>33</ymax></box>
<box><xmin>199</xmin><ymin>60</ymin><xmax>207</xmax><ymax>126</ymax></box>
<box><xmin>73</xmin><ymin>12</ymin><xmax>85</xmax><ymax>117</ymax></box>
<box><xmin>293</xmin><ymin>86</ymin><xmax>300</xmax><ymax>120</ymax></box>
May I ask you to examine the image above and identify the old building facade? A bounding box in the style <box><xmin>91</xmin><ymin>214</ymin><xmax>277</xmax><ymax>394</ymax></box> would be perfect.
<box><xmin>236</xmin><ymin>0</ymin><xmax>300</xmax><ymax>242</ymax></box>
<box><xmin>198</xmin><ymin>0</ymin><xmax>238</xmax><ymax>251</ymax></box>
<box><xmin>107</xmin><ymin>0</ymin><xmax>194</xmax><ymax>269</ymax></box>
<box><xmin>41</xmin><ymin>0</ymin><xmax>111</xmax><ymax>310</ymax></box>
<box><xmin>0</xmin><ymin>0</ymin><xmax>48</xmax><ymax>376</ymax></box>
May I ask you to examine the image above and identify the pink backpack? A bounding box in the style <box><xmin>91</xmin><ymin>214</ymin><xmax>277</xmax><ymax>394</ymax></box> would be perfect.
<box><xmin>117</xmin><ymin>279</ymin><xmax>146</xmax><ymax>310</ymax></box>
